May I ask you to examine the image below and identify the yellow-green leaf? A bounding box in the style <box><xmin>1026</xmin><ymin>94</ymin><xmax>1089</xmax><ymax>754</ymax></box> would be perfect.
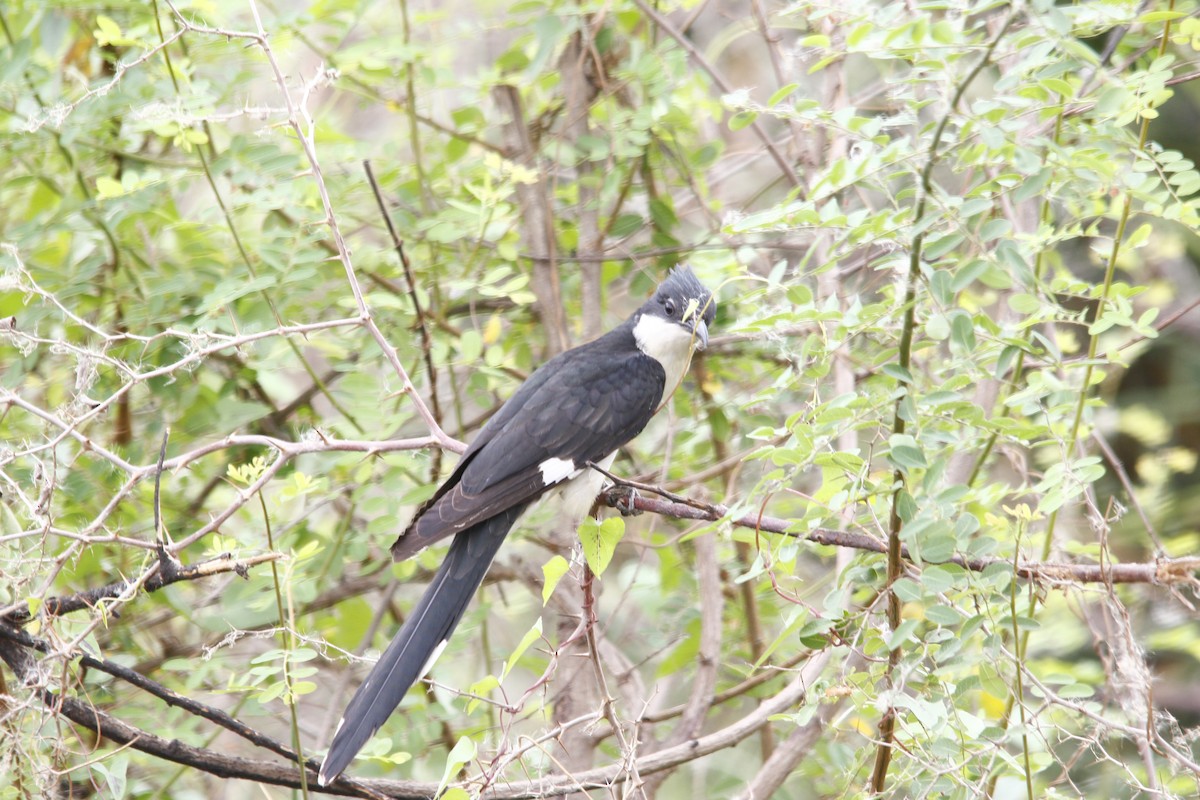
<box><xmin>96</xmin><ymin>176</ymin><xmax>124</xmax><ymax>199</ymax></box>
<box><xmin>1125</xmin><ymin>222</ymin><xmax>1152</xmax><ymax>249</ymax></box>
<box><xmin>466</xmin><ymin>674</ymin><xmax>499</xmax><ymax>714</ymax></box>
<box><xmin>95</xmin><ymin>15</ymin><xmax>122</xmax><ymax>44</ymax></box>
<box><xmin>502</xmin><ymin>618</ymin><xmax>543</xmax><ymax>680</ymax></box>
<box><xmin>541</xmin><ymin>555</ymin><xmax>569</xmax><ymax>605</ymax></box>
<box><xmin>578</xmin><ymin>516</ymin><xmax>624</xmax><ymax>577</ymax></box>
<box><xmin>482</xmin><ymin>314</ymin><xmax>503</xmax><ymax>344</ymax></box>
<box><xmin>436</xmin><ymin>737</ymin><xmax>476</xmax><ymax>798</ymax></box>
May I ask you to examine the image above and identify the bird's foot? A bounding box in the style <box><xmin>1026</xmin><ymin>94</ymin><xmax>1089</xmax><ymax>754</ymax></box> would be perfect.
<box><xmin>609</xmin><ymin>485</ymin><xmax>643</xmax><ymax>516</ymax></box>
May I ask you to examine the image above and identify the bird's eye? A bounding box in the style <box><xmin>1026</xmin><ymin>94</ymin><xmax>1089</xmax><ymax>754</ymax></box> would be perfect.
<box><xmin>664</xmin><ymin>299</ymin><xmax>676</xmax><ymax>316</ymax></box>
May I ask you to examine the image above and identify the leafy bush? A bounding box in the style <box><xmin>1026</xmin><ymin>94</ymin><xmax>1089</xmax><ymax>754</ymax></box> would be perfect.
<box><xmin>2</xmin><ymin>0</ymin><xmax>1198</xmax><ymax>797</ymax></box>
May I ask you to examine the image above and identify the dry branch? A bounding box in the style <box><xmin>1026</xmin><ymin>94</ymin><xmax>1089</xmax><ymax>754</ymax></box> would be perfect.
<box><xmin>0</xmin><ymin>616</ymin><xmax>817</xmax><ymax>799</ymax></box>
<box><xmin>0</xmin><ymin>624</ymin><xmax>388</xmax><ymax>800</ymax></box>
<box><xmin>600</xmin><ymin>488</ymin><xmax>1200</xmax><ymax>587</ymax></box>
<box><xmin>0</xmin><ymin>552</ymin><xmax>282</xmax><ymax>623</ymax></box>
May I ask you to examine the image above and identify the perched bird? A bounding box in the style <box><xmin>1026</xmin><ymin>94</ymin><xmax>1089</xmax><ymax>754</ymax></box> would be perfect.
<box><xmin>319</xmin><ymin>265</ymin><xmax>716</xmax><ymax>785</ymax></box>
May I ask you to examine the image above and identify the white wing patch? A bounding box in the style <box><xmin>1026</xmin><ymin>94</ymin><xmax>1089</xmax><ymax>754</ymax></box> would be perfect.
<box><xmin>538</xmin><ymin>457</ymin><xmax>579</xmax><ymax>485</ymax></box>
<box><xmin>551</xmin><ymin>451</ymin><xmax>616</xmax><ymax>522</ymax></box>
<box><xmin>418</xmin><ymin>639</ymin><xmax>450</xmax><ymax>681</ymax></box>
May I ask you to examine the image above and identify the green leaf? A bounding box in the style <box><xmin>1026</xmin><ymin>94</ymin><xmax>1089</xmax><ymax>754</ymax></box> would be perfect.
<box><xmin>89</xmin><ymin>756</ymin><xmax>128</xmax><ymax>800</ymax></box>
<box><xmin>787</xmin><ymin>283</ymin><xmax>813</xmax><ymax>305</ymax></box>
<box><xmin>502</xmin><ymin>618</ymin><xmax>543</xmax><ymax>680</ymax></box>
<box><xmin>918</xmin><ymin>530</ymin><xmax>956</xmax><ymax>564</ymax></box>
<box><xmin>436</xmin><ymin>737</ymin><xmax>477</xmax><ymax>798</ymax></box>
<box><xmin>949</xmin><ymin>311</ymin><xmax>976</xmax><ymax>351</ymax></box>
<box><xmin>95</xmin><ymin>176</ymin><xmax>124</xmax><ymax>199</ymax></box>
<box><xmin>257</xmin><ymin>681</ymin><xmax>285</xmax><ymax>703</ymax></box>
<box><xmin>656</xmin><ymin>618</ymin><xmax>700</xmax><ymax>677</ymax></box>
<box><xmin>1041</xmin><ymin>77</ymin><xmax>1073</xmax><ymax>96</ymax></box>
<box><xmin>451</xmin><ymin>106</ymin><xmax>485</xmax><ymax>130</ymax></box>
<box><xmin>1125</xmin><ymin>222</ymin><xmax>1152</xmax><ymax>249</ymax></box>
<box><xmin>924</xmin><ymin>233</ymin><xmax>963</xmax><ymax>259</ymax></box>
<box><xmin>920</xmin><ymin>564</ymin><xmax>965</xmax><ymax>594</ymax></box>
<box><xmin>729</xmin><ymin>111</ymin><xmax>758</xmax><ymax>131</ymax></box>
<box><xmin>578</xmin><ymin>517</ymin><xmax>624</xmax><ymax>577</ymax></box>
<box><xmin>197</xmin><ymin>274</ymin><xmax>276</xmax><ymax>315</ymax></box>
<box><xmin>846</xmin><ymin>22</ymin><xmax>873</xmax><ymax>48</ymax></box>
<box><xmin>933</xmin><ymin>20</ymin><xmax>957</xmax><ymax>43</ymax></box>
<box><xmin>888</xmin><ymin>618</ymin><xmax>921</xmax><ymax>649</ymax></box>
<box><xmin>609</xmin><ymin>213</ymin><xmax>643</xmax><ymax>238</ymax></box>
<box><xmin>1007</xmin><ymin>293</ymin><xmax>1041</xmax><ymax>314</ymax></box>
<box><xmin>951</xmin><ymin>259</ymin><xmax>988</xmax><ymax>291</ymax></box>
<box><xmin>768</xmin><ymin>83</ymin><xmax>800</xmax><ymax>106</ymax></box>
<box><xmin>1138</xmin><ymin>10</ymin><xmax>1185</xmax><ymax>23</ymax></box>
<box><xmin>95</xmin><ymin>15</ymin><xmax>122</xmax><ymax>44</ymax></box>
<box><xmin>893</xmin><ymin>577</ymin><xmax>923</xmax><ymax>602</ymax></box>
<box><xmin>889</xmin><ymin>435</ymin><xmax>927</xmax><ymax>470</ymax></box>
<box><xmin>925</xmin><ymin>313</ymin><xmax>950</xmax><ymax>340</ymax></box>
<box><xmin>925</xmin><ymin>604</ymin><xmax>962</xmax><ymax>625</ymax></box>
<box><xmin>648</xmin><ymin>197</ymin><xmax>678</xmax><ymax>232</ymax></box>
<box><xmin>541</xmin><ymin>555</ymin><xmax>570</xmax><ymax>604</ymax></box>
<box><xmin>459</xmin><ymin>328</ymin><xmax>482</xmax><ymax>362</ymax></box>
<box><xmin>926</xmin><ymin>269</ymin><xmax>951</xmax><ymax>306</ymax></box>
<box><xmin>1012</xmin><ymin>167</ymin><xmax>1052</xmax><ymax>202</ymax></box>
<box><xmin>466</xmin><ymin>675</ymin><xmax>500</xmax><ymax>713</ymax></box>
<box><xmin>980</xmin><ymin>218</ymin><xmax>1011</xmax><ymax>242</ymax></box>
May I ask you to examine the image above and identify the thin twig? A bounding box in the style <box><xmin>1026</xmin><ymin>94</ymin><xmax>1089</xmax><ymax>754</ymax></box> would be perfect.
<box><xmin>0</xmin><ymin>552</ymin><xmax>283</xmax><ymax>622</ymax></box>
<box><xmin>363</xmin><ymin>159</ymin><xmax>444</xmax><ymax>476</ymax></box>
<box><xmin>630</xmin><ymin>0</ymin><xmax>800</xmax><ymax>190</ymax></box>
<box><xmin>0</xmin><ymin>619</ymin><xmax>818</xmax><ymax>798</ymax></box>
<box><xmin>242</xmin><ymin>0</ymin><xmax>454</xmax><ymax>448</ymax></box>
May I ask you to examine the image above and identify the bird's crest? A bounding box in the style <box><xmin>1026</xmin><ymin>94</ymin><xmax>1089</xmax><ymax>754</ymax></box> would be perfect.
<box><xmin>656</xmin><ymin>264</ymin><xmax>716</xmax><ymax>326</ymax></box>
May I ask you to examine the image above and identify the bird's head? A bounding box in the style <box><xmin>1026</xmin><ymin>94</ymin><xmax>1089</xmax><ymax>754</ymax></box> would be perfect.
<box><xmin>635</xmin><ymin>264</ymin><xmax>716</xmax><ymax>352</ymax></box>
<box><xmin>630</xmin><ymin>265</ymin><xmax>715</xmax><ymax>389</ymax></box>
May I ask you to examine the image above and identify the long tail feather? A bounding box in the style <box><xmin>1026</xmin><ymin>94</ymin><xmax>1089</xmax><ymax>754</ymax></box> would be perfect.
<box><xmin>318</xmin><ymin>505</ymin><xmax>524</xmax><ymax>785</ymax></box>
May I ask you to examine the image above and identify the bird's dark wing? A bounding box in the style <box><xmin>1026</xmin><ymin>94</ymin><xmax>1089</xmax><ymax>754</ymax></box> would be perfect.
<box><xmin>318</xmin><ymin>504</ymin><xmax>523</xmax><ymax>785</ymax></box>
<box><xmin>391</xmin><ymin>346</ymin><xmax>664</xmax><ymax>561</ymax></box>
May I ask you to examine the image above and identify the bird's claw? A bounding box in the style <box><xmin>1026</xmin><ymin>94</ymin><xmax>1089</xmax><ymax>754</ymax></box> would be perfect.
<box><xmin>609</xmin><ymin>485</ymin><xmax>643</xmax><ymax>517</ymax></box>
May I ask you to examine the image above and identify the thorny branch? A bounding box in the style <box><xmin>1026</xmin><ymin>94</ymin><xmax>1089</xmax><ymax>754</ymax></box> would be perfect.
<box><xmin>599</xmin><ymin>485</ymin><xmax>1200</xmax><ymax>588</ymax></box>
<box><xmin>0</xmin><ymin>613</ymin><xmax>821</xmax><ymax>799</ymax></box>
<box><xmin>0</xmin><ymin>552</ymin><xmax>282</xmax><ymax>622</ymax></box>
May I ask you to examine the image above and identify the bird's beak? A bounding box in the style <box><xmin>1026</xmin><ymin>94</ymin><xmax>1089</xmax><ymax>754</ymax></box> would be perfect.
<box><xmin>693</xmin><ymin>319</ymin><xmax>708</xmax><ymax>351</ymax></box>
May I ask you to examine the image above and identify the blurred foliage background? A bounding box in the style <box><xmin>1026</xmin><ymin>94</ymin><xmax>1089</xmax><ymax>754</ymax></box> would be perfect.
<box><xmin>2</xmin><ymin>0</ymin><xmax>1200</xmax><ymax>798</ymax></box>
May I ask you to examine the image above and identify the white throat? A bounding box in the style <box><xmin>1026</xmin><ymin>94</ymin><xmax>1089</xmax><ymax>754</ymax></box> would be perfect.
<box><xmin>633</xmin><ymin>313</ymin><xmax>698</xmax><ymax>401</ymax></box>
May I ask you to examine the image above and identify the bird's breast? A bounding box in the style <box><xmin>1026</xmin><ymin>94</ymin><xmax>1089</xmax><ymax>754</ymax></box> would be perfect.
<box><xmin>632</xmin><ymin>314</ymin><xmax>697</xmax><ymax>401</ymax></box>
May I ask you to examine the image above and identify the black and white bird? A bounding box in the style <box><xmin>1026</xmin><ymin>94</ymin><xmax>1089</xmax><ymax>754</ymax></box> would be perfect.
<box><xmin>318</xmin><ymin>265</ymin><xmax>716</xmax><ymax>785</ymax></box>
